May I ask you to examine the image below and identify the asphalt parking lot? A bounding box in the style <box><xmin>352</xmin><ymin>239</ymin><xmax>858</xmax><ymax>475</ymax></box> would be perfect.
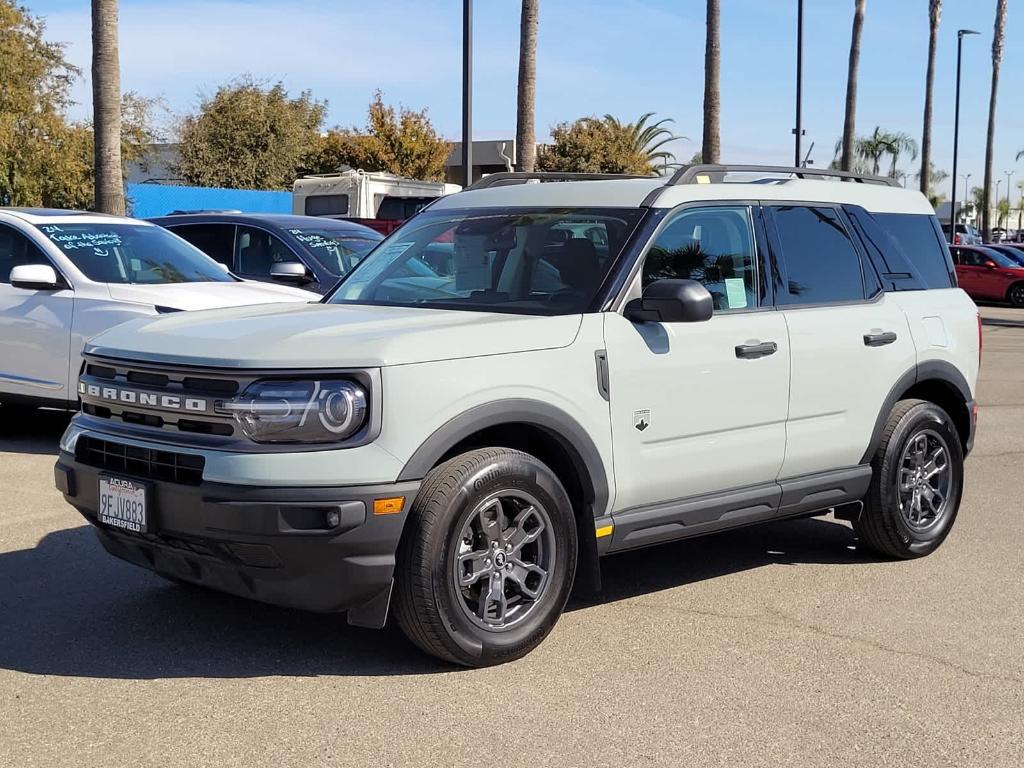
<box><xmin>1</xmin><ymin>306</ymin><xmax>1022</xmax><ymax>768</ymax></box>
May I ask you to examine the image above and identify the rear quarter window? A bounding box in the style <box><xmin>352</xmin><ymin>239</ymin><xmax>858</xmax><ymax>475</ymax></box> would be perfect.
<box><xmin>873</xmin><ymin>213</ymin><xmax>954</xmax><ymax>289</ymax></box>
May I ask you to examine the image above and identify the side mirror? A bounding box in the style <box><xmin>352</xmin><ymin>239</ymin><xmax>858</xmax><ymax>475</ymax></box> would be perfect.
<box><xmin>270</xmin><ymin>262</ymin><xmax>312</xmax><ymax>284</ymax></box>
<box><xmin>624</xmin><ymin>278</ymin><xmax>714</xmax><ymax>323</ymax></box>
<box><xmin>10</xmin><ymin>264</ymin><xmax>61</xmax><ymax>291</ymax></box>
<box><xmin>984</xmin><ymin>260</ymin><xmax>997</xmax><ymax>269</ymax></box>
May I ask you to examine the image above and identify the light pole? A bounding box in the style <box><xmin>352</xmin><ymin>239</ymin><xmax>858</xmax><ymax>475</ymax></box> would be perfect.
<box><xmin>996</xmin><ymin>178</ymin><xmax>1003</xmax><ymax>226</ymax></box>
<box><xmin>948</xmin><ymin>29</ymin><xmax>979</xmax><ymax>240</ymax></box>
<box><xmin>1003</xmin><ymin>171</ymin><xmax>1015</xmax><ymax>237</ymax></box>
<box><xmin>461</xmin><ymin>0</ymin><xmax>473</xmax><ymax>188</ymax></box>
<box><xmin>961</xmin><ymin>173</ymin><xmax>971</xmax><ymax>223</ymax></box>
<box><xmin>794</xmin><ymin>0</ymin><xmax>804</xmax><ymax>167</ymax></box>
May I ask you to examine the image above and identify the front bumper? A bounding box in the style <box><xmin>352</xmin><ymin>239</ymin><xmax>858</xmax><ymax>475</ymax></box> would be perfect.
<box><xmin>55</xmin><ymin>451</ymin><xmax>420</xmax><ymax>628</ymax></box>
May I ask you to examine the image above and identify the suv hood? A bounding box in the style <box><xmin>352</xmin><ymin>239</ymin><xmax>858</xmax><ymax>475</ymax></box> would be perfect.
<box><xmin>85</xmin><ymin>302</ymin><xmax>584</xmax><ymax>368</ymax></box>
<box><xmin>106</xmin><ymin>280</ymin><xmax>318</xmax><ymax>310</ymax></box>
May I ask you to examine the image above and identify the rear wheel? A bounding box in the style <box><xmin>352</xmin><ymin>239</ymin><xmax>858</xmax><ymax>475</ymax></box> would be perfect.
<box><xmin>854</xmin><ymin>399</ymin><xmax>964</xmax><ymax>558</ymax></box>
<box><xmin>1008</xmin><ymin>282</ymin><xmax>1024</xmax><ymax>308</ymax></box>
<box><xmin>394</xmin><ymin>448</ymin><xmax>577</xmax><ymax>667</ymax></box>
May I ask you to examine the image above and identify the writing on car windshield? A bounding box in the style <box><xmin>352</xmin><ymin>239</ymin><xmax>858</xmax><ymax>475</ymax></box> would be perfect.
<box><xmin>327</xmin><ymin>207</ymin><xmax>644</xmax><ymax>316</ymax></box>
<box><xmin>37</xmin><ymin>223</ymin><xmax>231</xmax><ymax>284</ymax></box>
<box><xmin>287</xmin><ymin>228</ymin><xmax>381</xmax><ymax>275</ymax></box>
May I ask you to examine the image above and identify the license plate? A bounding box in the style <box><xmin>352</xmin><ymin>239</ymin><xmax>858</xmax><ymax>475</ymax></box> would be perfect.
<box><xmin>98</xmin><ymin>475</ymin><xmax>149</xmax><ymax>534</ymax></box>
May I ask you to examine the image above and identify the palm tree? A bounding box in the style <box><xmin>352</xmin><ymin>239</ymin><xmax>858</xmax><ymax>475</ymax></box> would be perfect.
<box><xmin>997</xmin><ymin>197</ymin><xmax>1011</xmax><ymax>229</ymax></box>
<box><xmin>1017</xmin><ymin>148</ymin><xmax>1024</xmax><ymax>162</ymax></box>
<box><xmin>886</xmin><ymin>131</ymin><xmax>918</xmax><ymax>178</ymax></box>
<box><xmin>841</xmin><ymin>0</ymin><xmax>867</xmax><ymax>171</ymax></box>
<box><xmin>701</xmin><ymin>0</ymin><xmax>721</xmax><ymax>164</ymax></box>
<box><xmin>920</xmin><ymin>0</ymin><xmax>942</xmax><ymax>194</ymax></box>
<box><xmin>515</xmin><ymin>0</ymin><xmax>539</xmax><ymax>172</ymax></box>
<box><xmin>92</xmin><ymin>0</ymin><xmax>124</xmax><ymax>215</ymax></box>
<box><xmin>853</xmin><ymin>126</ymin><xmax>891</xmax><ymax>176</ymax></box>
<box><xmin>602</xmin><ymin>112</ymin><xmax>683</xmax><ymax>172</ymax></box>
<box><xmin>982</xmin><ymin>0</ymin><xmax>1008</xmax><ymax>241</ymax></box>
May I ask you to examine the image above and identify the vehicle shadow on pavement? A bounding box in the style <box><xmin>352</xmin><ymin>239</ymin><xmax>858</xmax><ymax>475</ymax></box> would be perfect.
<box><xmin>981</xmin><ymin>316</ymin><xmax>1024</xmax><ymax>329</ymax></box>
<box><xmin>572</xmin><ymin>515</ymin><xmax>864</xmax><ymax>610</ymax></box>
<box><xmin>0</xmin><ymin>406</ymin><xmax>70</xmax><ymax>456</ymax></box>
<box><xmin>0</xmin><ymin>516</ymin><xmax>866</xmax><ymax>679</ymax></box>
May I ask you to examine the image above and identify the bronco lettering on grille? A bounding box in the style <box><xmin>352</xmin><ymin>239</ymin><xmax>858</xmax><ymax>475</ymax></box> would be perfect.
<box><xmin>79</xmin><ymin>381</ymin><xmax>208</xmax><ymax>412</ymax></box>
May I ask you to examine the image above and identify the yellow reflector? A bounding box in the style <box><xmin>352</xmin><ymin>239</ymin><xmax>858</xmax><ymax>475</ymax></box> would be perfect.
<box><xmin>595</xmin><ymin>524</ymin><xmax>614</xmax><ymax>539</ymax></box>
<box><xmin>373</xmin><ymin>496</ymin><xmax>405</xmax><ymax>515</ymax></box>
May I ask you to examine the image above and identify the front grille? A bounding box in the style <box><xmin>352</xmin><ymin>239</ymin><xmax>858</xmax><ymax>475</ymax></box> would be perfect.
<box><xmin>79</xmin><ymin>358</ymin><xmax>242</xmax><ymax>439</ymax></box>
<box><xmin>76</xmin><ymin>435</ymin><xmax>205</xmax><ymax>485</ymax></box>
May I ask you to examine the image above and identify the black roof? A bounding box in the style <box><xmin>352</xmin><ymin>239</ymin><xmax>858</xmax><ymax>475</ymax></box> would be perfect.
<box><xmin>147</xmin><ymin>212</ymin><xmax>381</xmax><ymax>237</ymax></box>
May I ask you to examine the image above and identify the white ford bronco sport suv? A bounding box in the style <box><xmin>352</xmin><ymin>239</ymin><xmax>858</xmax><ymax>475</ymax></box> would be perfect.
<box><xmin>56</xmin><ymin>166</ymin><xmax>980</xmax><ymax>667</ymax></box>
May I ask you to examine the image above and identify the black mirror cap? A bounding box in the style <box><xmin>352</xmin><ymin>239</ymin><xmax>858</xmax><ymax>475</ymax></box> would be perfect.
<box><xmin>624</xmin><ymin>278</ymin><xmax>714</xmax><ymax>323</ymax></box>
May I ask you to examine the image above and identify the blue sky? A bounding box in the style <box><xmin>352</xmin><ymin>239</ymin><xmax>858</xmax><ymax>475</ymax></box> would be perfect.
<box><xmin>25</xmin><ymin>0</ymin><xmax>1024</xmax><ymax>198</ymax></box>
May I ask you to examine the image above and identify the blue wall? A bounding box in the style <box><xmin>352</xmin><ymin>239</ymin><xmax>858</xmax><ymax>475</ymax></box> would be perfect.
<box><xmin>126</xmin><ymin>183</ymin><xmax>292</xmax><ymax>218</ymax></box>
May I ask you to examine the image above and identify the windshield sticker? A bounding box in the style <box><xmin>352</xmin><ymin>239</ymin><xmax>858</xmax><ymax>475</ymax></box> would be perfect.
<box><xmin>724</xmin><ymin>278</ymin><xmax>748</xmax><ymax>309</ymax></box>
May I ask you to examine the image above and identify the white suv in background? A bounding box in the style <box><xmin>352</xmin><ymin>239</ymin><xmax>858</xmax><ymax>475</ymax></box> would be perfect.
<box><xmin>55</xmin><ymin>166</ymin><xmax>979</xmax><ymax>667</ymax></box>
<box><xmin>0</xmin><ymin>209</ymin><xmax>317</xmax><ymax>408</ymax></box>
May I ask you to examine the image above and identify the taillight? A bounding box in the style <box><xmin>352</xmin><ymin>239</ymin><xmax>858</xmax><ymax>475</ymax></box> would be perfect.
<box><xmin>978</xmin><ymin>311</ymin><xmax>983</xmax><ymax>368</ymax></box>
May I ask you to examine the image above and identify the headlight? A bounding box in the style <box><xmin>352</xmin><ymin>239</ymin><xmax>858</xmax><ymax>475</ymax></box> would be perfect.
<box><xmin>218</xmin><ymin>379</ymin><xmax>368</xmax><ymax>443</ymax></box>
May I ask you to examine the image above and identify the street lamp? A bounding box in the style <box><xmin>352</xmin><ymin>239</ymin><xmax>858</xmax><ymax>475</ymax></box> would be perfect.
<box><xmin>949</xmin><ymin>29</ymin><xmax>979</xmax><ymax>240</ymax></box>
<box><xmin>461</xmin><ymin>0</ymin><xmax>473</xmax><ymax>188</ymax></box>
<box><xmin>794</xmin><ymin>0</ymin><xmax>804</xmax><ymax>167</ymax></box>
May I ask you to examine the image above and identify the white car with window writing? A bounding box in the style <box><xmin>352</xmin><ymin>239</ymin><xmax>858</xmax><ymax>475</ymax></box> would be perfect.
<box><xmin>0</xmin><ymin>208</ymin><xmax>317</xmax><ymax>407</ymax></box>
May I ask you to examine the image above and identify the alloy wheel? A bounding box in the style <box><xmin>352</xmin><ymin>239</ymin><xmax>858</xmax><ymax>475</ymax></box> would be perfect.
<box><xmin>452</xmin><ymin>490</ymin><xmax>555</xmax><ymax>631</ymax></box>
<box><xmin>896</xmin><ymin>429</ymin><xmax>953</xmax><ymax>532</ymax></box>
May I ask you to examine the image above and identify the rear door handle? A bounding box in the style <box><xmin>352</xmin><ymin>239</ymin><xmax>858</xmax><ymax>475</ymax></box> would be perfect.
<box><xmin>735</xmin><ymin>341</ymin><xmax>778</xmax><ymax>359</ymax></box>
<box><xmin>863</xmin><ymin>331</ymin><xmax>898</xmax><ymax>347</ymax></box>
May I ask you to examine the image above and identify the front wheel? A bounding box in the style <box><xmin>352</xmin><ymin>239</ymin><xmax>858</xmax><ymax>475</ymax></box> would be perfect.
<box><xmin>393</xmin><ymin>448</ymin><xmax>577</xmax><ymax>667</ymax></box>
<box><xmin>854</xmin><ymin>399</ymin><xmax>964</xmax><ymax>558</ymax></box>
<box><xmin>1008</xmin><ymin>282</ymin><xmax>1024</xmax><ymax>308</ymax></box>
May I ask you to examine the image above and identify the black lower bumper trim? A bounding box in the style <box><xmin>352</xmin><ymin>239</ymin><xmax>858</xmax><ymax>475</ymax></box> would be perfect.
<box><xmin>56</xmin><ymin>452</ymin><xmax>419</xmax><ymax>623</ymax></box>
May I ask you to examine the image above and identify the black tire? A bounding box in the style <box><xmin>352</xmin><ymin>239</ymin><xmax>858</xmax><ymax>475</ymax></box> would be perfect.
<box><xmin>393</xmin><ymin>448</ymin><xmax>578</xmax><ymax>667</ymax></box>
<box><xmin>854</xmin><ymin>399</ymin><xmax>964</xmax><ymax>559</ymax></box>
<box><xmin>1008</xmin><ymin>282</ymin><xmax>1024</xmax><ymax>308</ymax></box>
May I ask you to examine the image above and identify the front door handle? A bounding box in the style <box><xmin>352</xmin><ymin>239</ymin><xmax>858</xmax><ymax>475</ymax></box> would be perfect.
<box><xmin>863</xmin><ymin>331</ymin><xmax>898</xmax><ymax>347</ymax></box>
<box><xmin>735</xmin><ymin>341</ymin><xmax>778</xmax><ymax>359</ymax></box>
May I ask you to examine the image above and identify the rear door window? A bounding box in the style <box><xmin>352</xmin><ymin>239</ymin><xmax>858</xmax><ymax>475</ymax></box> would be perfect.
<box><xmin>768</xmin><ymin>205</ymin><xmax>870</xmax><ymax>305</ymax></box>
<box><xmin>168</xmin><ymin>224</ymin><xmax>236</xmax><ymax>267</ymax></box>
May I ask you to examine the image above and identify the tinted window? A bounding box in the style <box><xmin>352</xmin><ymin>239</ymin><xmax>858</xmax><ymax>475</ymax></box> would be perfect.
<box><xmin>643</xmin><ymin>206</ymin><xmax>758</xmax><ymax>311</ymax></box>
<box><xmin>236</xmin><ymin>227</ymin><xmax>300</xmax><ymax>277</ymax></box>
<box><xmin>874</xmin><ymin>213</ymin><xmax>953</xmax><ymax>289</ymax></box>
<box><xmin>771</xmin><ymin>206</ymin><xmax>866</xmax><ymax>304</ymax></box>
<box><xmin>376</xmin><ymin>196</ymin><xmax>435</xmax><ymax>220</ymax></box>
<box><xmin>0</xmin><ymin>226</ymin><xmax>51</xmax><ymax>283</ymax></box>
<box><xmin>169</xmin><ymin>224</ymin><xmax>235</xmax><ymax>267</ymax></box>
<box><xmin>36</xmin><ymin>223</ymin><xmax>231</xmax><ymax>284</ymax></box>
<box><xmin>328</xmin><ymin>207</ymin><xmax>644</xmax><ymax>316</ymax></box>
<box><xmin>304</xmin><ymin>194</ymin><xmax>349</xmax><ymax>216</ymax></box>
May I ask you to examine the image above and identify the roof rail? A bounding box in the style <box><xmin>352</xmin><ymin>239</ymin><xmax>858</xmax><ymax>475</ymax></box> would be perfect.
<box><xmin>466</xmin><ymin>171</ymin><xmax>653</xmax><ymax>191</ymax></box>
<box><xmin>665</xmin><ymin>164</ymin><xmax>900</xmax><ymax>188</ymax></box>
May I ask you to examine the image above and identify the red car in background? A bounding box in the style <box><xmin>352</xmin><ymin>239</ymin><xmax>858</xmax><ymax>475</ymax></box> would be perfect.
<box><xmin>950</xmin><ymin>245</ymin><xmax>1024</xmax><ymax>307</ymax></box>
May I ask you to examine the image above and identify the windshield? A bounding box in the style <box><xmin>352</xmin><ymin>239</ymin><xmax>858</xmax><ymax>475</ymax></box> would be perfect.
<box><xmin>326</xmin><ymin>207</ymin><xmax>644</xmax><ymax>315</ymax></box>
<box><xmin>37</xmin><ymin>223</ymin><xmax>232</xmax><ymax>284</ymax></box>
<box><xmin>991</xmin><ymin>247</ymin><xmax>1024</xmax><ymax>267</ymax></box>
<box><xmin>286</xmin><ymin>227</ymin><xmax>382</xmax><ymax>276</ymax></box>
<box><xmin>979</xmin><ymin>247</ymin><xmax>1021</xmax><ymax>268</ymax></box>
